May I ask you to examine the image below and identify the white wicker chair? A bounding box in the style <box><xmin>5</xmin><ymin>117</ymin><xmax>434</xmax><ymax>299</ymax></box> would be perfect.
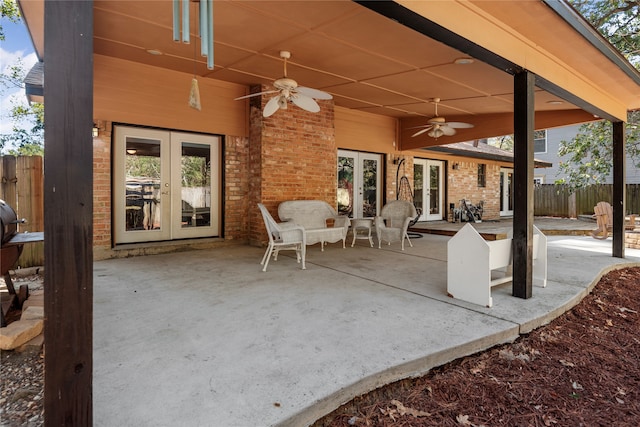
<box><xmin>375</xmin><ymin>200</ymin><xmax>417</xmax><ymax>250</ymax></box>
<box><xmin>258</xmin><ymin>203</ymin><xmax>306</xmax><ymax>271</ymax></box>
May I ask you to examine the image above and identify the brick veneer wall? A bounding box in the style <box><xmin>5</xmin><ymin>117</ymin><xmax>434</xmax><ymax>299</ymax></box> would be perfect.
<box><xmin>386</xmin><ymin>154</ymin><xmax>414</xmax><ymax>203</ymax></box>
<box><xmin>225</xmin><ymin>135</ymin><xmax>250</xmax><ymax>241</ymax></box>
<box><xmin>93</xmin><ymin>120</ymin><xmax>112</xmax><ymax>259</ymax></box>
<box><xmin>248</xmin><ymin>85</ymin><xmax>337</xmax><ymax>246</ymax></box>
<box><xmin>447</xmin><ymin>160</ymin><xmax>501</xmax><ymax>220</ymax></box>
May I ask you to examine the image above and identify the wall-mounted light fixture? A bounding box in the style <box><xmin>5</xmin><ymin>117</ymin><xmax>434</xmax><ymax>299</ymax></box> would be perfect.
<box><xmin>92</xmin><ymin>124</ymin><xmax>99</xmax><ymax>138</ymax></box>
<box><xmin>452</xmin><ymin>163</ymin><xmax>459</xmax><ymax>170</ymax></box>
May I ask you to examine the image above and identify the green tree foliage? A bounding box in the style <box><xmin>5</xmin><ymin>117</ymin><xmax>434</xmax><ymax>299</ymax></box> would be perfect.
<box><xmin>570</xmin><ymin>0</ymin><xmax>640</xmax><ymax>66</ymax></box>
<box><xmin>558</xmin><ymin>0</ymin><xmax>640</xmax><ymax>188</ymax></box>
<box><xmin>0</xmin><ymin>0</ymin><xmax>44</xmax><ymax>156</ymax></box>
<box><xmin>1</xmin><ymin>0</ymin><xmax>20</xmax><ymax>41</ymax></box>
<box><xmin>489</xmin><ymin>135</ymin><xmax>514</xmax><ymax>152</ymax></box>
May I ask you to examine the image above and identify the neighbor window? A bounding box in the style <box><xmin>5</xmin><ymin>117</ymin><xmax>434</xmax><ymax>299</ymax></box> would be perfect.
<box><xmin>534</xmin><ymin>130</ymin><xmax>547</xmax><ymax>153</ymax></box>
<box><xmin>477</xmin><ymin>164</ymin><xmax>486</xmax><ymax>187</ymax></box>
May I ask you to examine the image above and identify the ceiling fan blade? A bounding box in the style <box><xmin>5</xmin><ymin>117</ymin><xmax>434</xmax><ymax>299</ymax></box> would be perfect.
<box><xmin>234</xmin><ymin>90</ymin><xmax>278</xmax><ymax>101</ymax></box>
<box><xmin>411</xmin><ymin>126</ymin><xmax>433</xmax><ymax>137</ymax></box>
<box><xmin>406</xmin><ymin>125</ymin><xmax>431</xmax><ymax>130</ymax></box>
<box><xmin>291</xmin><ymin>94</ymin><xmax>320</xmax><ymax>113</ymax></box>
<box><xmin>445</xmin><ymin>121</ymin><xmax>474</xmax><ymax>129</ymax></box>
<box><xmin>263</xmin><ymin>95</ymin><xmax>282</xmax><ymax>117</ymax></box>
<box><xmin>441</xmin><ymin>126</ymin><xmax>457</xmax><ymax>136</ymax></box>
<box><xmin>297</xmin><ymin>86</ymin><xmax>333</xmax><ymax>100</ymax></box>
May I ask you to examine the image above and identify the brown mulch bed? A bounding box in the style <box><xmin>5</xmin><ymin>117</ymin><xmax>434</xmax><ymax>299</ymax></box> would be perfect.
<box><xmin>313</xmin><ymin>266</ymin><xmax>640</xmax><ymax>427</ymax></box>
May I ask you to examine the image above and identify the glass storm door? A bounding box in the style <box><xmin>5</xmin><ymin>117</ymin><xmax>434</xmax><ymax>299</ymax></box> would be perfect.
<box><xmin>414</xmin><ymin>159</ymin><xmax>444</xmax><ymax>221</ymax></box>
<box><xmin>500</xmin><ymin>168</ymin><xmax>514</xmax><ymax>216</ymax></box>
<box><xmin>114</xmin><ymin>126</ymin><xmax>219</xmax><ymax>244</ymax></box>
<box><xmin>337</xmin><ymin>150</ymin><xmax>381</xmax><ymax>219</ymax></box>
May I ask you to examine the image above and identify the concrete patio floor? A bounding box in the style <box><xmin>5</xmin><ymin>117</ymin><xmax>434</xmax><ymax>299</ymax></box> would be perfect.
<box><xmin>93</xmin><ymin>229</ymin><xmax>640</xmax><ymax>427</ymax></box>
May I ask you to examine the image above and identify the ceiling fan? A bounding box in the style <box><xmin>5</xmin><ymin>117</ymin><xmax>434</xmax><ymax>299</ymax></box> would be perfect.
<box><xmin>410</xmin><ymin>98</ymin><xmax>474</xmax><ymax>138</ymax></box>
<box><xmin>234</xmin><ymin>51</ymin><xmax>333</xmax><ymax>117</ymax></box>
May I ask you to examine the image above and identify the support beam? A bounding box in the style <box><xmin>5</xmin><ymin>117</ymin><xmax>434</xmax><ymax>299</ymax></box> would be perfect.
<box><xmin>512</xmin><ymin>71</ymin><xmax>535</xmax><ymax>299</ymax></box>
<box><xmin>612</xmin><ymin>120</ymin><xmax>626</xmax><ymax>258</ymax></box>
<box><xmin>44</xmin><ymin>1</ymin><xmax>94</xmax><ymax>425</ymax></box>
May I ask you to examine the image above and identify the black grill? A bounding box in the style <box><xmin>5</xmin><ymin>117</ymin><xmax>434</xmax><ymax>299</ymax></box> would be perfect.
<box><xmin>0</xmin><ymin>199</ymin><xmax>19</xmax><ymax>246</ymax></box>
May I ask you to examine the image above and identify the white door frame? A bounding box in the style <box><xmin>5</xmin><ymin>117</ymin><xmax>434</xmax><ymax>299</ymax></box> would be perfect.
<box><xmin>337</xmin><ymin>150</ymin><xmax>382</xmax><ymax>219</ymax></box>
<box><xmin>500</xmin><ymin>167</ymin><xmax>514</xmax><ymax>216</ymax></box>
<box><xmin>414</xmin><ymin>158</ymin><xmax>444</xmax><ymax>221</ymax></box>
<box><xmin>113</xmin><ymin>125</ymin><xmax>220</xmax><ymax>244</ymax></box>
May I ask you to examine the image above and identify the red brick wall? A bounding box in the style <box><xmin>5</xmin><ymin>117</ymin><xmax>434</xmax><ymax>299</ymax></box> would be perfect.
<box><xmin>225</xmin><ymin>135</ymin><xmax>250</xmax><ymax>241</ymax></box>
<box><xmin>447</xmin><ymin>160</ymin><xmax>501</xmax><ymax>220</ymax></box>
<box><xmin>93</xmin><ymin>120</ymin><xmax>112</xmax><ymax>259</ymax></box>
<box><xmin>249</xmin><ymin>85</ymin><xmax>337</xmax><ymax>245</ymax></box>
<box><xmin>386</xmin><ymin>154</ymin><xmax>414</xmax><ymax>203</ymax></box>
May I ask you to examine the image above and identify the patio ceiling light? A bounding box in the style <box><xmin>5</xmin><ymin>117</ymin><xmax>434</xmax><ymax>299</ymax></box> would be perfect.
<box><xmin>427</xmin><ymin>127</ymin><xmax>445</xmax><ymax>138</ymax></box>
<box><xmin>454</xmin><ymin>57</ymin><xmax>474</xmax><ymax>65</ymax></box>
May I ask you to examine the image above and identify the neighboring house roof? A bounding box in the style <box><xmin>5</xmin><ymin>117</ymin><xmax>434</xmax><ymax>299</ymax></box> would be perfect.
<box><xmin>24</xmin><ymin>61</ymin><xmax>44</xmax><ymax>104</ymax></box>
<box><xmin>424</xmin><ymin>141</ymin><xmax>553</xmax><ymax>168</ymax></box>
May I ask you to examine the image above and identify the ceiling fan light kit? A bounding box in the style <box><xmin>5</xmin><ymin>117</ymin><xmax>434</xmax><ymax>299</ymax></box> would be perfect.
<box><xmin>234</xmin><ymin>51</ymin><xmax>333</xmax><ymax>117</ymax></box>
<box><xmin>410</xmin><ymin>98</ymin><xmax>474</xmax><ymax>138</ymax></box>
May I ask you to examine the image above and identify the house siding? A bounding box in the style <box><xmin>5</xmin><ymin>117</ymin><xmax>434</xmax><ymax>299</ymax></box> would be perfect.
<box><xmin>535</xmin><ymin>124</ymin><xmax>640</xmax><ymax>184</ymax></box>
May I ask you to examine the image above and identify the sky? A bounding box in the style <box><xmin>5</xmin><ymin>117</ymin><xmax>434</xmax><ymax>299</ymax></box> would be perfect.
<box><xmin>0</xmin><ymin>12</ymin><xmax>38</xmax><ymax>137</ymax></box>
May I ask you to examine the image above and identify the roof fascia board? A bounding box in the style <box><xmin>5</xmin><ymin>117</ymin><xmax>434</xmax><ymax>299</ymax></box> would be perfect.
<box><xmin>17</xmin><ymin>0</ymin><xmax>44</xmax><ymax>61</ymax></box>
<box><xmin>543</xmin><ymin>0</ymin><xmax>640</xmax><ymax>86</ymax></box>
<box><xmin>422</xmin><ymin>146</ymin><xmax>552</xmax><ymax>168</ymax></box>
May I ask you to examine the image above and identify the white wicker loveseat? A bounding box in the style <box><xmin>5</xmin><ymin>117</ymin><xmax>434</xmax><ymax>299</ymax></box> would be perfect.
<box><xmin>278</xmin><ymin>200</ymin><xmax>350</xmax><ymax>250</ymax></box>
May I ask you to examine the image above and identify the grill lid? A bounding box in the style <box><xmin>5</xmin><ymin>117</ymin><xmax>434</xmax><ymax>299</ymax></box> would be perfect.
<box><xmin>0</xmin><ymin>199</ymin><xmax>19</xmax><ymax>246</ymax></box>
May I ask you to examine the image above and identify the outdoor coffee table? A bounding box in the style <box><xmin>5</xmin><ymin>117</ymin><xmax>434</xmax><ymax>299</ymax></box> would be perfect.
<box><xmin>351</xmin><ymin>218</ymin><xmax>374</xmax><ymax>247</ymax></box>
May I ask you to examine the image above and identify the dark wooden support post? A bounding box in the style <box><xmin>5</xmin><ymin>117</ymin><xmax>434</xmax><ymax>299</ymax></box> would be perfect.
<box><xmin>612</xmin><ymin>120</ymin><xmax>626</xmax><ymax>258</ymax></box>
<box><xmin>512</xmin><ymin>71</ymin><xmax>535</xmax><ymax>299</ymax></box>
<box><xmin>44</xmin><ymin>1</ymin><xmax>94</xmax><ymax>425</ymax></box>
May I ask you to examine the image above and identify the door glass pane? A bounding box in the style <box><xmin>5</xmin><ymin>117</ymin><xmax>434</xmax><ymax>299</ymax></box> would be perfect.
<box><xmin>413</xmin><ymin>164</ymin><xmax>423</xmax><ymax>215</ymax></box>
<box><xmin>500</xmin><ymin>171</ymin><xmax>514</xmax><ymax>213</ymax></box>
<box><xmin>429</xmin><ymin>164</ymin><xmax>440</xmax><ymax>215</ymax></box>
<box><xmin>180</xmin><ymin>142</ymin><xmax>211</xmax><ymax>228</ymax></box>
<box><xmin>338</xmin><ymin>156</ymin><xmax>354</xmax><ymax>217</ymax></box>
<box><xmin>507</xmin><ymin>172</ymin><xmax>513</xmax><ymax>211</ymax></box>
<box><xmin>500</xmin><ymin>172</ymin><xmax>505</xmax><ymax>211</ymax></box>
<box><xmin>362</xmin><ymin>159</ymin><xmax>377</xmax><ymax>217</ymax></box>
<box><xmin>125</xmin><ymin>137</ymin><xmax>162</xmax><ymax>231</ymax></box>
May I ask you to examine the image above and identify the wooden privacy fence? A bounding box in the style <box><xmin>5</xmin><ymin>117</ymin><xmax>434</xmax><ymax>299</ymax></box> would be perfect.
<box><xmin>0</xmin><ymin>156</ymin><xmax>44</xmax><ymax>268</ymax></box>
<box><xmin>535</xmin><ymin>184</ymin><xmax>640</xmax><ymax>217</ymax></box>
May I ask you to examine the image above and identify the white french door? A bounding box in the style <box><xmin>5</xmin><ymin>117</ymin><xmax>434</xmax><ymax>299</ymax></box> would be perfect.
<box><xmin>413</xmin><ymin>159</ymin><xmax>444</xmax><ymax>221</ymax></box>
<box><xmin>500</xmin><ymin>168</ymin><xmax>514</xmax><ymax>216</ymax></box>
<box><xmin>113</xmin><ymin>125</ymin><xmax>220</xmax><ymax>244</ymax></box>
<box><xmin>337</xmin><ymin>150</ymin><xmax>381</xmax><ymax>219</ymax></box>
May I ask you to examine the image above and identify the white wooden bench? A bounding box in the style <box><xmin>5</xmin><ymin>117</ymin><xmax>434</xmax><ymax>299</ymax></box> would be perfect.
<box><xmin>447</xmin><ymin>223</ymin><xmax>547</xmax><ymax>307</ymax></box>
<box><xmin>278</xmin><ymin>200</ymin><xmax>350</xmax><ymax>250</ymax></box>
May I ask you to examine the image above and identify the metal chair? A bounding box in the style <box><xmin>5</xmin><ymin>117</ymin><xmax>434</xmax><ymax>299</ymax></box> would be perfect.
<box><xmin>258</xmin><ymin>203</ymin><xmax>306</xmax><ymax>271</ymax></box>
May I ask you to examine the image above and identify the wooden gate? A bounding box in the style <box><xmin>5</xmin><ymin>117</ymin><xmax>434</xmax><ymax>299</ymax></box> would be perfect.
<box><xmin>0</xmin><ymin>156</ymin><xmax>44</xmax><ymax>268</ymax></box>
